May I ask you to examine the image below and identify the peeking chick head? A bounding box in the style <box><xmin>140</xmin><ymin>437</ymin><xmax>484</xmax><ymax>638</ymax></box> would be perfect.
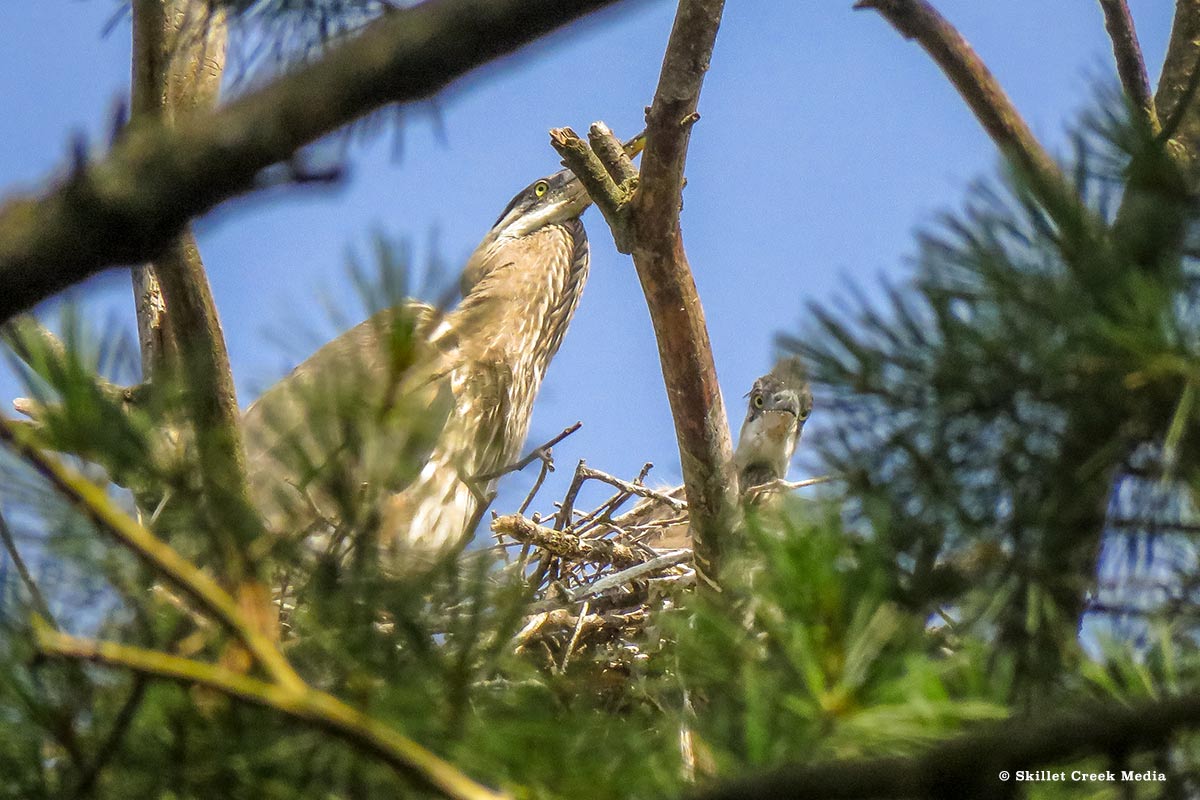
<box><xmin>735</xmin><ymin>357</ymin><xmax>813</xmax><ymax>491</ymax></box>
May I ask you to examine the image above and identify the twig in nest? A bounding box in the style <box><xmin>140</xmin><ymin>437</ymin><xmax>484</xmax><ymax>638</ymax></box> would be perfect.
<box><xmin>474</xmin><ymin>421</ymin><xmax>581</xmax><ymax>482</ymax></box>
<box><xmin>512</xmin><ymin>607</ymin><xmax>649</xmax><ymax>650</ymax></box>
<box><xmin>568</xmin><ymin>549</ymin><xmax>692</xmax><ymax>602</ymax></box>
<box><xmin>577</xmin><ymin>464</ymin><xmax>687</xmax><ymax>511</ymax></box>
<box><xmin>492</xmin><ymin>514</ymin><xmax>642</xmax><ymax>568</ymax></box>
<box><xmin>559</xmin><ymin>600</ymin><xmax>590</xmax><ymax>672</ymax></box>
<box><xmin>742</xmin><ymin>475</ymin><xmax>833</xmax><ymax>502</ymax></box>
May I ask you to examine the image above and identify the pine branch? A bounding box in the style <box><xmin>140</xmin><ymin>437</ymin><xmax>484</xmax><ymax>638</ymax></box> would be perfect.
<box><xmin>0</xmin><ymin>0</ymin><xmax>637</xmax><ymax>324</ymax></box>
<box><xmin>0</xmin><ymin>413</ymin><xmax>302</xmax><ymax>691</ymax></box>
<box><xmin>1098</xmin><ymin>0</ymin><xmax>1158</xmax><ymax>133</ymax></box>
<box><xmin>693</xmin><ymin>692</ymin><xmax>1200</xmax><ymax>800</ymax></box>
<box><xmin>552</xmin><ymin>0</ymin><xmax>740</xmax><ymax>594</ymax></box>
<box><xmin>32</xmin><ymin>626</ymin><xmax>507</xmax><ymax>800</ymax></box>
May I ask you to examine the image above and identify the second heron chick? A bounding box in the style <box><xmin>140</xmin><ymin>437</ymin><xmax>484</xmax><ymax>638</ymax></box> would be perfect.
<box><xmin>734</xmin><ymin>356</ymin><xmax>813</xmax><ymax>492</ymax></box>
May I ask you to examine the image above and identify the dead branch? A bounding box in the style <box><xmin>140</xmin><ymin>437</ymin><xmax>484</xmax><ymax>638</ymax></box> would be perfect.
<box><xmin>0</xmin><ymin>0</ymin><xmax>638</xmax><ymax>324</ymax></box>
<box><xmin>1156</xmin><ymin>3</ymin><xmax>1200</xmax><ymax>160</ymax></box>
<box><xmin>854</xmin><ymin>0</ymin><xmax>1078</xmax><ymax>217</ymax></box>
<box><xmin>577</xmin><ymin>464</ymin><xmax>687</xmax><ymax>511</ymax></box>
<box><xmin>512</xmin><ymin>607</ymin><xmax>649</xmax><ymax>650</ymax></box>
<box><xmin>742</xmin><ymin>474</ymin><xmax>833</xmax><ymax>502</ymax></box>
<box><xmin>492</xmin><ymin>514</ymin><xmax>642</xmax><ymax>568</ymax></box>
<box><xmin>128</xmin><ymin>2</ymin><xmax>267</xmax><ymax>616</ymax></box>
<box><xmin>474</xmin><ymin>421</ymin><xmax>582</xmax><ymax>482</ymax></box>
<box><xmin>568</xmin><ymin>549</ymin><xmax>691</xmax><ymax>601</ymax></box>
<box><xmin>1097</xmin><ymin>0</ymin><xmax>1158</xmax><ymax>133</ymax></box>
<box><xmin>551</xmin><ymin>0</ymin><xmax>737</xmax><ymax>595</ymax></box>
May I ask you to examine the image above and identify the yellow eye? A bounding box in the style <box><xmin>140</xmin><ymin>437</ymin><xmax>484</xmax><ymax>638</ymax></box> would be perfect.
<box><xmin>534</xmin><ymin>181</ymin><xmax>549</xmax><ymax>198</ymax></box>
<box><xmin>753</xmin><ymin>394</ymin><xmax>764</xmax><ymax>409</ymax></box>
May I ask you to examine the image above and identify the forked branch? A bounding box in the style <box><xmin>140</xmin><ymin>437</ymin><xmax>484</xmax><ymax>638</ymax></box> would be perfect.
<box><xmin>0</xmin><ymin>0</ymin><xmax>637</xmax><ymax>324</ymax></box>
<box><xmin>552</xmin><ymin>0</ymin><xmax>739</xmax><ymax>593</ymax></box>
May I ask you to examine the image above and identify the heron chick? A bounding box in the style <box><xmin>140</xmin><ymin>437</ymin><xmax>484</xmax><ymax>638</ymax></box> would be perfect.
<box><xmin>734</xmin><ymin>356</ymin><xmax>813</xmax><ymax>492</ymax></box>
<box><xmin>244</xmin><ymin>155</ymin><xmax>635</xmax><ymax>571</ymax></box>
<box><xmin>606</xmin><ymin>358</ymin><xmax>813</xmax><ymax>551</ymax></box>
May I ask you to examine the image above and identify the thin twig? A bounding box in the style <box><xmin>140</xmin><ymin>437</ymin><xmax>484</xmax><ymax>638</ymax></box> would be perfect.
<box><xmin>555</xmin><ymin>460</ymin><xmax>589</xmax><ymax>530</ymax></box>
<box><xmin>568</xmin><ymin>549</ymin><xmax>691</xmax><ymax>602</ymax></box>
<box><xmin>70</xmin><ymin>674</ymin><xmax>149</xmax><ymax>799</ymax></box>
<box><xmin>473</xmin><ymin>421</ymin><xmax>581</xmax><ymax>482</ymax></box>
<box><xmin>0</xmin><ymin>505</ymin><xmax>54</xmax><ymax>623</ymax></box>
<box><xmin>558</xmin><ymin>600</ymin><xmax>590</xmax><ymax>672</ymax></box>
<box><xmin>577</xmin><ymin>465</ymin><xmax>687</xmax><ymax>511</ymax></box>
<box><xmin>742</xmin><ymin>474</ymin><xmax>833</xmax><ymax>501</ymax></box>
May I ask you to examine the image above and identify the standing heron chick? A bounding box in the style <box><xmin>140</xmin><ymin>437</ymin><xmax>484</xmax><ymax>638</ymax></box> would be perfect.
<box><xmin>246</xmin><ymin>136</ymin><xmax>644</xmax><ymax>571</ymax></box>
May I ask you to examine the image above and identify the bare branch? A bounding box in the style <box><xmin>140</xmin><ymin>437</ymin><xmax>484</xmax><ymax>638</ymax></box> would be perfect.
<box><xmin>742</xmin><ymin>474</ymin><xmax>833</xmax><ymax>502</ymax></box>
<box><xmin>567</xmin><ymin>548</ymin><xmax>691</xmax><ymax>601</ymax></box>
<box><xmin>1097</xmin><ymin>0</ymin><xmax>1158</xmax><ymax>132</ymax></box>
<box><xmin>554</xmin><ymin>0</ymin><xmax>738</xmax><ymax>594</ymax></box>
<box><xmin>129</xmin><ymin>0</ymin><xmax>229</xmax><ymax>381</ymax></box>
<box><xmin>474</xmin><ymin>421</ymin><xmax>582</xmax><ymax>482</ymax></box>
<box><xmin>854</xmin><ymin>0</ymin><xmax>1078</xmax><ymax>216</ymax></box>
<box><xmin>0</xmin><ymin>0</ymin><xmax>638</xmax><ymax>323</ymax></box>
<box><xmin>492</xmin><ymin>514</ymin><xmax>642</xmax><ymax>568</ymax></box>
<box><xmin>693</xmin><ymin>691</ymin><xmax>1200</xmax><ymax>800</ymax></box>
<box><xmin>577</xmin><ymin>463</ymin><xmax>687</xmax><ymax>511</ymax></box>
<box><xmin>1155</xmin><ymin>1</ymin><xmax>1200</xmax><ymax>177</ymax></box>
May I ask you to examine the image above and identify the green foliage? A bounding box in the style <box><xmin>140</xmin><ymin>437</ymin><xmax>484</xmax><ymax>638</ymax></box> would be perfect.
<box><xmin>676</xmin><ymin>502</ymin><xmax>1007</xmax><ymax>771</ymax></box>
<box><xmin>6</xmin><ymin>95</ymin><xmax>1200</xmax><ymax>800</ymax></box>
<box><xmin>790</xmin><ymin>94</ymin><xmax>1200</xmax><ymax>694</ymax></box>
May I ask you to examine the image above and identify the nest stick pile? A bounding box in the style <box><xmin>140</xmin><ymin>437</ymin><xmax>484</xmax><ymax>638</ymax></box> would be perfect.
<box><xmin>485</xmin><ymin>429</ymin><xmax>696</xmax><ymax>672</ymax></box>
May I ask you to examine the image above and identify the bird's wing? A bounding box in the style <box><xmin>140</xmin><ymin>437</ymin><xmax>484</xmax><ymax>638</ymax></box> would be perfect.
<box><xmin>243</xmin><ymin>299</ymin><xmax>454</xmax><ymax>538</ymax></box>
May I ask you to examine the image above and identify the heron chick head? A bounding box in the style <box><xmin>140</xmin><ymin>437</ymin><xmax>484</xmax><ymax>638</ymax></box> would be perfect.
<box><xmin>735</xmin><ymin>357</ymin><xmax>813</xmax><ymax>489</ymax></box>
<box><xmin>488</xmin><ymin>168</ymin><xmax>592</xmax><ymax>241</ymax></box>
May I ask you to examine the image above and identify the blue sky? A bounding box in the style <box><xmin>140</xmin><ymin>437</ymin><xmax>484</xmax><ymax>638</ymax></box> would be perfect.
<box><xmin>0</xmin><ymin>1</ymin><xmax>1177</xmax><ymax>520</ymax></box>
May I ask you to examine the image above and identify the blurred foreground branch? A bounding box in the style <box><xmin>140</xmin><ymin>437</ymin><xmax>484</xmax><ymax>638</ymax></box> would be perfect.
<box><xmin>0</xmin><ymin>0</ymin><xmax>635</xmax><ymax>323</ymax></box>
<box><xmin>696</xmin><ymin>692</ymin><xmax>1200</xmax><ymax>800</ymax></box>
<box><xmin>2</xmin><ymin>414</ymin><xmax>506</xmax><ymax>800</ymax></box>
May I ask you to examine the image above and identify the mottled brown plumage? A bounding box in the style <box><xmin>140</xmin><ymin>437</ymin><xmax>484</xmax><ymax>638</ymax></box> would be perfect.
<box><xmin>244</xmin><ymin>167</ymin><xmax>593</xmax><ymax>569</ymax></box>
